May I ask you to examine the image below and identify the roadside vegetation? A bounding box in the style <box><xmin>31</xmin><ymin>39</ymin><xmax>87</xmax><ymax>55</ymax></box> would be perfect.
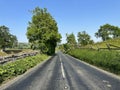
<box><xmin>0</xmin><ymin>54</ymin><xmax>48</xmax><ymax>84</ymax></box>
<box><xmin>61</xmin><ymin>37</ymin><xmax>120</xmax><ymax>75</ymax></box>
<box><xmin>59</xmin><ymin>23</ymin><xmax>120</xmax><ymax>75</ymax></box>
<box><xmin>63</xmin><ymin>36</ymin><xmax>120</xmax><ymax>75</ymax></box>
<box><xmin>68</xmin><ymin>49</ymin><xmax>120</xmax><ymax>75</ymax></box>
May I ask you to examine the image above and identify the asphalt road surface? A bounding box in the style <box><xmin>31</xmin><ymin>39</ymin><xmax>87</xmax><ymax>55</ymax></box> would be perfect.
<box><xmin>1</xmin><ymin>52</ymin><xmax>120</xmax><ymax>90</ymax></box>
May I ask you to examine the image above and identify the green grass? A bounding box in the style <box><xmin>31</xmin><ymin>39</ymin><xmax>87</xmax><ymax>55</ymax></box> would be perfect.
<box><xmin>68</xmin><ymin>49</ymin><xmax>120</xmax><ymax>75</ymax></box>
<box><xmin>0</xmin><ymin>54</ymin><xmax>48</xmax><ymax>84</ymax></box>
<box><xmin>85</xmin><ymin>38</ymin><xmax>120</xmax><ymax>49</ymax></box>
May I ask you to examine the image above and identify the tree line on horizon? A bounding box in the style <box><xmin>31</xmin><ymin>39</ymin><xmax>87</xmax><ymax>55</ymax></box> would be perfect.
<box><xmin>60</xmin><ymin>24</ymin><xmax>120</xmax><ymax>52</ymax></box>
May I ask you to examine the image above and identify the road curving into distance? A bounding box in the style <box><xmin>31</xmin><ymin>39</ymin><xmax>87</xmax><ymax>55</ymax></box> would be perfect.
<box><xmin>0</xmin><ymin>52</ymin><xmax>120</xmax><ymax>90</ymax></box>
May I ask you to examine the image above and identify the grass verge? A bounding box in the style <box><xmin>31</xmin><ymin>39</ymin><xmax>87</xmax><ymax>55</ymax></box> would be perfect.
<box><xmin>0</xmin><ymin>54</ymin><xmax>48</xmax><ymax>84</ymax></box>
<box><xmin>68</xmin><ymin>49</ymin><xmax>120</xmax><ymax>75</ymax></box>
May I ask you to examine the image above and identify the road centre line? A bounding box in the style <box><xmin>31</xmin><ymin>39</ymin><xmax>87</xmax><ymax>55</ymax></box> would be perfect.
<box><xmin>59</xmin><ymin>56</ymin><xmax>66</xmax><ymax>79</ymax></box>
<box><xmin>59</xmin><ymin>56</ymin><xmax>62</xmax><ymax>62</ymax></box>
<box><xmin>61</xmin><ymin>62</ymin><xmax>65</xmax><ymax>79</ymax></box>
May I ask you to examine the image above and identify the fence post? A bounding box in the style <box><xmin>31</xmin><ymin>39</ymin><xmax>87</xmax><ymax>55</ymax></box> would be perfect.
<box><xmin>106</xmin><ymin>43</ymin><xmax>111</xmax><ymax>50</ymax></box>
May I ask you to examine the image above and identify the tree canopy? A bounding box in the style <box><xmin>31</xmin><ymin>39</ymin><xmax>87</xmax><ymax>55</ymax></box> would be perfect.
<box><xmin>66</xmin><ymin>33</ymin><xmax>77</xmax><ymax>45</ymax></box>
<box><xmin>0</xmin><ymin>25</ymin><xmax>18</xmax><ymax>50</ymax></box>
<box><xmin>95</xmin><ymin>24</ymin><xmax>120</xmax><ymax>41</ymax></box>
<box><xmin>26</xmin><ymin>7</ymin><xmax>61</xmax><ymax>55</ymax></box>
<box><xmin>66</xmin><ymin>33</ymin><xmax>77</xmax><ymax>50</ymax></box>
<box><xmin>77</xmin><ymin>31</ymin><xmax>94</xmax><ymax>46</ymax></box>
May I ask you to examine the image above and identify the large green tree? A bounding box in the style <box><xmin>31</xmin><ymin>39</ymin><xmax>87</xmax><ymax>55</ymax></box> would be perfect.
<box><xmin>0</xmin><ymin>25</ymin><xmax>18</xmax><ymax>51</ymax></box>
<box><xmin>26</xmin><ymin>7</ymin><xmax>61</xmax><ymax>55</ymax></box>
<box><xmin>77</xmin><ymin>31</ymin><xmax>94</xmax><ymax>46</ymax></box>
<box><xmin>95</xmin><ymin>24</ymin><xmax>120</xmax><ymax>41</ymax></box>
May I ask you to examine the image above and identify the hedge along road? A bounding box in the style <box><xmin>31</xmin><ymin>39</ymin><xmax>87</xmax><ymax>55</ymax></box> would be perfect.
<box><xmin>0</xmin><ymin>52</ymin><xmax>120</xmax><ymax>90</ymax></box>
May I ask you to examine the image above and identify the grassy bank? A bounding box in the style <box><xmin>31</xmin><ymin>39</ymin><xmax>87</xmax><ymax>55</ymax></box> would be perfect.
<box><xmin>0</xmin><ymin>51</ymin><xmax>7</xmax><ymax>56</ymax></box>
<box><xmin>0</xmin><ymin>49</ymin><xmax>38</xmax><ymax>56</ymax></box>
<box><xmin>84</xmin><ymin>38</ymin><xmax>120</xmax><ymax>49</ymax></box>
<box><xmin>68</xmin><ymin>49</ymin><xmax>120</xmax><ymax>75</ymax></box>
<box><xmin>0</xmin><ymin>54</ymin><xmax>48</xmax><ymax>84</ymax></box>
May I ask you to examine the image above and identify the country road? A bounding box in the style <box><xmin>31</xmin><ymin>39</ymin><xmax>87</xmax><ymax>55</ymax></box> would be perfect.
<box><xmin>1</xmin><ymin>52</ymin><xmax>120</xmax><ymax>90</ymax></box>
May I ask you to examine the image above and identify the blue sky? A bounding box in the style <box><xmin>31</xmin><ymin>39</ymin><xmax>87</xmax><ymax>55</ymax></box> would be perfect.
<box><xmin>0</xmin><ymin>0</ymin><xmax>120</xmax><ymax>43</ymax></box>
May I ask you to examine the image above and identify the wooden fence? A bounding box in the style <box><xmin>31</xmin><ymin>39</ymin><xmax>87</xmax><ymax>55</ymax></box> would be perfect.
<box><xmin>95</xmin><ymin>44</ymin><xmax>120</xmax><ymax>51</ymax></box>
<box><xmin>79</xmin><ymin>44</ymin><xmax>120</xmax><ymax>51</ymax></box>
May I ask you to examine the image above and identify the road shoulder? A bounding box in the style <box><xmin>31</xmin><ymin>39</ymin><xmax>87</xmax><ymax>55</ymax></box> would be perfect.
<box><xmin>0</xmin><ymin>56</ymin><xmax>51</xmax><ymax>90</ymax></box>
<box><xmin>66</xmin><ymin>54</ymin><xmax>120</xmax><ymax>80</ymax></box>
